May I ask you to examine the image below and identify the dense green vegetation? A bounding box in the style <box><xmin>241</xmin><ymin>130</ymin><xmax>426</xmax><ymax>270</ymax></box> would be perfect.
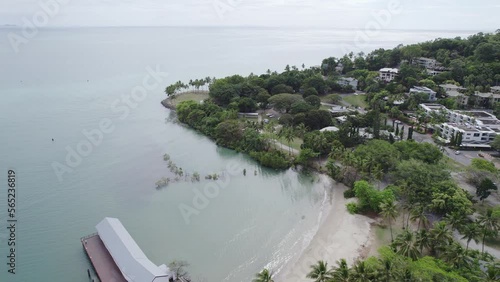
<box><xmin>166</xmin><ymin>31</ymin><xmax>500</xmax><ymax>281</ymax></box>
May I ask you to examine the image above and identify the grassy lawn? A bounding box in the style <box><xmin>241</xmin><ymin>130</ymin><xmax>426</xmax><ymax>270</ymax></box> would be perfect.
<box><xmin>343</xmin><ymin>94</ymin><xmax>368</xmax><ymax>108</ymax></box>
<box><xmin>442</xmin><ymin>156</ymin><xmax>466</xmax><ymax>172</ymax></box>
<box><xmin>320</xmin><ymin>104</ymin><xmax>331</xmax><ymax>111</ymax></box>
<box><xmin>277</xmin><ymin>137</ymin><xmax>303</xmax><ymax>151</ymax></box>
<box><xmin>320</xmin><ymin>94</ymin><xmax>341</xmax><ymax>104</ymax></box>
<box><xmin>170</xmin><ymin>91</ymin><xmax>209</xmax><ymax>108</ymax></box>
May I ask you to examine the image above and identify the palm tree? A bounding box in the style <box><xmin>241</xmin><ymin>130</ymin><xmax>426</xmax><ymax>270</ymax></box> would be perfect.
<box><xmin>478</xmin><ymin>209</ymin><xmax>500</xmax><ymax>254</ymax></box>
<box><xmin>442</xmin><ymin>243</ymin><xmax>470</xmax><ymax>269</ymax></box>
<box><xmin>188</xmin><ymin>79</ymin><xmax>193</xmax><ymax>92</ymax></box>
<box><xmin>393</xmin><ymin>230</ymin><xmax>420</xmax><ymax>260</ymax></box>
<box><xmin>332</xmin><ymin>259</ymin><xmax>350</xmax><ymax>282</ymax></box>
<box><xmin>371</xmin><ymin>164</ymin><xmax>384</xmax><ymax>188</ymax></box>
<box><xmin>349</xmin><ymin>261</ymin><xmax>375</xmax><ymax>282</ymax></box>
<box><xmin>306</xmin><ymin>260</ymin><xmax>334</xmax><ymax>282</ymax></box>
<box><xmin>253</xmin><ymin>269</ymin><xmax>274</xmax><ymax>282</ymax></box>
<box><xmin>410</xmin><ymin>204</ymin><xmax>429</xmax><ymax>231</ymax></box>
<box><xmin>284</xmin><ymin>126</ymin><xmax>295</xmax><ymax>156</ymax></box>
<box><xmin>264</xmin><ymin>123</ymin><xmax>277</xmax><ymax>150</ymax></box>
<box><xmin>429</xmin><ymin>221</ymin><xmax>453</xmax><ymax>256</ymax></box>
<box><xmin>276</xmin><ymin>127</ymin><xmax>285</xmax><ymax>151</ymax></box>
<box><xmin>380</xmin><ymin>200</ymin><xmax>398</xmax><ymax>242</ymax></box>
<box><xmin>483</xmin><ymin>263</ymin><xmax>500</xmax><ymax>282</ymax></box>
<box><xmin>295</xmin><ymin>123</ymin><xmax>307</xmax><ymax>139</ymax></box>
<box><xmin>378</xmin><ymin>257</ymin><xmax>394</xmax><ymax>282</ymax></box>
<box><xmin>444</xmin><ymin>212</ymin><xmax>465</xmax><ymax>232</ymax></box>
<box><xmin>415</xmin><ymin>229</ymin><xmax>431</xmax><ymax>255</ymax></box>
<box><xmin>461</xmin><ymin>222</ymin><xmax>481</xmax><ymax>252</ymax></box>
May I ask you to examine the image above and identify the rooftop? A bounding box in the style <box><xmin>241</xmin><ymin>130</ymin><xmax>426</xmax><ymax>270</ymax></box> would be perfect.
<box><xmin>442</xmin><ymin>123</ymin><xmax>494</xmax><ymax>133</ymax></box>
<box><xmin>320</xmin><ymin>126</ymin><xmax>339</xmax><ymax>132</ymax></box>
<box><xmin>445</xmin><ymin>90</ymin><xmax>465</xmax><ymax>97</ymax></box>
<box><xmin>475</xmin><ymin>92</ymin><xmax>500</xmax><ymax>98</ymax></box>
<box><xmin>410</xmin><ymin>86</ymin><xmax>435</xmax><ymax>93</ymax></box>
<box><xmin>338</xmin><ymin>77</ymin><xmax>357</xmax><ymax>82</ymax></box>
<box><xmin>456</xmin><ymin>110</ymin><xmax>496</xmax><ymax>119</ymax></box>
<box><xmin>96</xmin><ymin>218</ymin><xmax>172</xmax><ymax>282</ymax></box>
<box><xmin>440</xmin><ymin>84</ymin><xmax>466</xmax><ymax>90</ymax></box>
<box><xmin>420</xmin><ymin>103</ymin><xmax>446</xmax><ymax>110</ymax></box>
<box><xmin>379</xmin><ymin>68</ymin><xmax>399</xmax><ymax>73</ymax></box>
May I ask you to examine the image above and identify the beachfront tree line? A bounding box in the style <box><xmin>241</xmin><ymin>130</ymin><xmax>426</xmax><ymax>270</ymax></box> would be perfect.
<box><xmin>253</xmin><ymin>140</ymin><xmax>500</xmax><ymax>281</ymax></box>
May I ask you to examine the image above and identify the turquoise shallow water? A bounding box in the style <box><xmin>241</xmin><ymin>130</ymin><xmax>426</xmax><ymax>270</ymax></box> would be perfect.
<box><xmin>0</xmin><ymin>27</ymin><xmax>479</xmax><ymax>282</ymax></box>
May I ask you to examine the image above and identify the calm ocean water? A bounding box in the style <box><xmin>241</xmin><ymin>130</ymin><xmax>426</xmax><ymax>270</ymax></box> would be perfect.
<box><xmin>0</xmin><ymin>27</ymin><xmax>480</xmax><ymax>282</ymax></box>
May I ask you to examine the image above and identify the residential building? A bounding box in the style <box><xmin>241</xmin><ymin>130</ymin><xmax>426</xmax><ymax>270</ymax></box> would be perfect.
<box><xmin>419</xmin><ymin>103</ymin><xmax>447</xmax><ymax>115</ymax></box>
<box><xmin>409</xmin><ymin>86</ymin><xmax>437</xmax><ymax>101</ymax></box>
<box><xmin>427</xmin><ymin>69</ymin><xmax>444</xmax><ymax>76</ymax></box>
<box><xmin>337</xmin><ymin>77</ymin><xmax>358</xmax><ymax>89</ymax></box>
<box><xmin>474</xmin><ymin>92</ymin><xmax>500</xmax><ymax>106</ymax></box>
<box><xmin>419</xmin><ymin>103</ymin><xmax>500</xmax><ymax>145</ymax></box>
<box><xmin>379</xmin><ymin>68</ymin><xmax>399</xmax><ymax>82</ymax></box>
<box><xmin>492</xmin><ymin>86</ymin><xmax>500</xmax><ymax>94</ymax></box>
<box><xmin>440</xmin><ymin>84</ymin><xmax>467</xmax><ymax>93</ymax></box>
<box><xmin>439</xmin><ymin>84</ymin><xmax>468</xmax><ymax>106</ymax></box>
<box><xmin>438</xmin><ymin>123</ymin><xmax>498</xmax><ymax>145</ymax></box>
<box><xmin>414</xmin><ymin>57</ymin><xmax>438</xmax><ymax>69</ymax></box>
<box><xmin>448</xmin><ymin>110</ymin><xmax>500</xmax><ymax>129</ymax></box>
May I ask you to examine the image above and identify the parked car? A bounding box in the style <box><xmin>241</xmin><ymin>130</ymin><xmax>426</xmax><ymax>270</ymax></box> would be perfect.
<box><xmin>455</xmin><ymin>151</ymin><xmax>460</xmax><ymax>155</ymax></box>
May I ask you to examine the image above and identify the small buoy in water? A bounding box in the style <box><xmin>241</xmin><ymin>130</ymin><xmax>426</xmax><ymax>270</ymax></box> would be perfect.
<box><xmin>52</xmin><ymin>138</ymin><xmax>54</xmax><ymax>141</ymax></box>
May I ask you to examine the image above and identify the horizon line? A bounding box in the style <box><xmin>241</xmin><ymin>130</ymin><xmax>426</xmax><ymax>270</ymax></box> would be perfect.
<box><xmin>0</xmin><ymin>24</ymin><xmax>493</xmax><ymax>34</ymax></box>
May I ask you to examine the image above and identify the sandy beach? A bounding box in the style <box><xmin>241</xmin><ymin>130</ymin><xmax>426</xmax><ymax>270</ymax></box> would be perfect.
<box><xmin>277</xmin><ymin>174</ymin><xmax>376</xmax><ymax>282</ymax></box>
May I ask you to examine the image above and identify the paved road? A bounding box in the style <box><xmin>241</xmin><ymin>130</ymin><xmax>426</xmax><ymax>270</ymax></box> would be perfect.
<box><xmin>453</xmin><ymin>230</ymin><xmax>500</xmax><ymax>258</ymax></box>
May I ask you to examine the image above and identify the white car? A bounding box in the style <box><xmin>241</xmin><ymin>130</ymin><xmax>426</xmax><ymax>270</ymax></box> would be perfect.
<box><xmin>455</xmin><ymin>151</ymin><xmax>460</xmax><ymax>155</ymax></box>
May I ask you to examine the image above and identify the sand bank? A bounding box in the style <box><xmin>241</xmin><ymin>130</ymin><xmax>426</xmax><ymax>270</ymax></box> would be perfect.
<box><xmin>277</xmin><ymin>174</ymin><xmax>375</xmax><ymax>281</ymax></box>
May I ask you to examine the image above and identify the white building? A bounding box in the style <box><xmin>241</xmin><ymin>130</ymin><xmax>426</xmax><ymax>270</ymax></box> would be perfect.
<box><xmin>438</xmin><ymin>123</ymin><xmax>498</xmax><ymax>145</ymax></box>
<box><xmin>337</xmin><ymin>77</ymin><xmax>358</xmax><ymax>89</ymax></box>
<box><xmin>96</xmin><ymin>218</ymin><xmax>173</xmax><ymax>282</ymax></box>
<box><xmin>492</xmin><ymin>86</ymin><xmax>500</xmax><ymax>94</ymax></box>
<box><xmin>448</xmin><ymin>110</ymin><xmax>500</xmax><ymax>129</ymax></box>
<box><xmin>320</xmin><ymin>126</ymin><xmax>339</xmax><ymax>133</ymax></box>
<box><xmin>379</xmin><ymin>68</ymin><xmax>399</xmax><ymax>82</ymax></box>
<box><xmin>419</xmin><ymin>103</ymin><xmax>500</xmax><ymax>145</ymax></box>
<box><xmin>409</xmin><ymin>86</ymin><xmax>437</xmax><ymax>102</ymax></box>
<box><xmin>419</xmin><ymin>103</ymin><xmax>447</xmax><ymax>115</ymax></box>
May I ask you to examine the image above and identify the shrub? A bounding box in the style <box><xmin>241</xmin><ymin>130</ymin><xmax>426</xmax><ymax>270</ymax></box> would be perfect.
<box><xmin>346</xmin><ymin>202</ymin><xmax>359</xmax><ymax>214</ymax></box>
<box><xmin>249</xmin><ymin>151</ymin><xmax>290</xmax><ymax>169</ymax></box>
<box><xmin>344</xmin><ymin>189</ymin><xmax>356</xmax><ymax>199</ymax></box>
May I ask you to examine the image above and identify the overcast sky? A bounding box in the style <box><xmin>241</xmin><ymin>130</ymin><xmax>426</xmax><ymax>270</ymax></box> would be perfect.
<box><xmin>1</xmin><ymin>0</ymin><xmax>498</xmax><ymax>31</ymax></box>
